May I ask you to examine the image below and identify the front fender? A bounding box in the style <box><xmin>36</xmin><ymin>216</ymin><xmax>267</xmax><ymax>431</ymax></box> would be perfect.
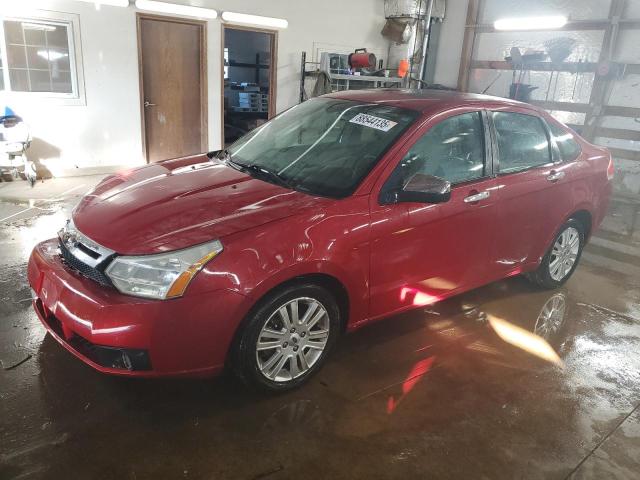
<box><xmin>247</xmin><ymin>259</ymin><xmax>368</xmax><ymax>326</ymax></box>
<box><xmin>190</xmin><ymin>200</ymin><xmax>371</xmax><ymax>328</ymax></box>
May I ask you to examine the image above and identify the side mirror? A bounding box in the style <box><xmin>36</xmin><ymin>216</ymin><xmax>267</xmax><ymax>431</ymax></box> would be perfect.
<box><xmin>396</xmin><ymin>173</ymin><xmax>451</xmax><ymax>204</ymax></box>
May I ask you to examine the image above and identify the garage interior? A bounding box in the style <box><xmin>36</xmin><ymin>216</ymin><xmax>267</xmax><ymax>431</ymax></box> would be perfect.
<box><xmin>223</xmin><ymin>27</ymin><xmax>274</xmax><ymax>144</ymax></box>
<box><xmin>1</xmin><ymin>0</ymin><xmax>639</xmax><ymax>479</ymax></box>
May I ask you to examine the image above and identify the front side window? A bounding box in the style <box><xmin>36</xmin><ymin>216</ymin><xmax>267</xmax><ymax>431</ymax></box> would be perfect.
<box><xmin>1</xmin><ymin>19</ymin><xmax>76</xmax><ymax>95</ymax></box>
<box><xmin>493</xmin><ymin>112</ymin><xmax>552</xmax><ymax>173</ymax></box>
<box><xmin>384</xmin><ymin>111</ymin><xmax>486</xmax><ymax>191</ymax></box>
<box><xmin>227</xmin><ymin>98</ymin><xmax>418</xmax><ymax>198</ymax></box>
<box><xmin>548</xmin><ymin>121</ymin><xmax>581</xmax><ymax>162</ymax></box>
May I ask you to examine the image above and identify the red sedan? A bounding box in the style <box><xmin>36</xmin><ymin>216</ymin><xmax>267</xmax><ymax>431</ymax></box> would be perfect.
<box><xmin>28</xmin><ymin>90</ymin><xmax>613</xmax><ymax>391</ymax></box>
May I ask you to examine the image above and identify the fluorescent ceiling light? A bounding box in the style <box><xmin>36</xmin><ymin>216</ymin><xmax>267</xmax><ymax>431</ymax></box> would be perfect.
<box><xmin>494</xmin><ymin>15</ymin><xmax>567</xmax><ymax>31</ymax></box>
<box><xmin>135</xmin><ymin>0</ymin><xmax>218</xmax><ymax>19</ymax></box>
<box><xmin>221</xmin><ymin>11</ymin><xmax>288</xmax><ymax>29</ymax></box>
<box><xmin>74</xmin><ymin>0</ymin><xmax>130</xmax><ymax>7</ymax></box>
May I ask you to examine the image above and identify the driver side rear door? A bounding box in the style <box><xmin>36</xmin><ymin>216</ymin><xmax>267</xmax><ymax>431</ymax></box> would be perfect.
<box><xmin>368</xmin><ymin>108</ymin><xmax>501</xmax><ymax>320</ymax></box>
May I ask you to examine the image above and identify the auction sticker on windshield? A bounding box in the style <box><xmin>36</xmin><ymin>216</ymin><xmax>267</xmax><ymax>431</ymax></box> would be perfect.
<box><xmin>349</xmin><ymin>113</ymin><xmax>398</xmax><ymax>132</ymax></box>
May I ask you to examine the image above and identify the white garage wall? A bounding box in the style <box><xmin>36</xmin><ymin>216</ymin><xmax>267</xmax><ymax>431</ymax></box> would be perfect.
<box><xmin>2</xmin><ymin>0</ymin><xmax>143</xmax><ymax>175</ymax></box>
<box><xmin>432</xmin><ymin>0</ymin><xmax>467</xmax><ymax>88</ymax></box>
<box><xmin>1</xmin><ymin>0</ymin><xmax>388</xmax><ymax>175</ymax></box>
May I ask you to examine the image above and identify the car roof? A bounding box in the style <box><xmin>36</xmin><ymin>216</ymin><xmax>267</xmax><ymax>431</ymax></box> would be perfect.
<box><xmin>325</xmin><ymin>88</ymin><xmax>542</xmax><ymax>116</ymax></box>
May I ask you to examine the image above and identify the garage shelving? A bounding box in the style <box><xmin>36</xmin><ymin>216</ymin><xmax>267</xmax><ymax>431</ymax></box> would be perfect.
<box><xmin>457</xmin><ymin>0</ymin><xmax>640</xmax><ymax>169</ymax></box>
<box><xmin>299</xmin><ymin>51</ymin><xmax>403</xmax><ymax>102</ymax></box>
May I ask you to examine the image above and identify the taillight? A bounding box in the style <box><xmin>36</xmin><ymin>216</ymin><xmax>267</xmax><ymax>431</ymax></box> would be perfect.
<box><xmin>606</xmin><ymin>156</ymin><xmax>615</xmax><ymax>181</ymax></box>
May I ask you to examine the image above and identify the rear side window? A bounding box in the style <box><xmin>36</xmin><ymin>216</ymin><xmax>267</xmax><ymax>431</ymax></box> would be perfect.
<box><xmin>493</xmin><ymin>112</ymin><xmax>552</xmax><ymax>173</ymax></box>
<box><xmin>548</xmin><ymin>121</ymin><xmax>581</xmax><ymax>162</ymax></box>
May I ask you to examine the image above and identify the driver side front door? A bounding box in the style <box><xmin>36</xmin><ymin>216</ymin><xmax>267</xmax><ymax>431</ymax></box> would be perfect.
<box><xmin>368</xmin><ymin>109</ymin><xmax>500</xmax><ymax>320</ymax></box>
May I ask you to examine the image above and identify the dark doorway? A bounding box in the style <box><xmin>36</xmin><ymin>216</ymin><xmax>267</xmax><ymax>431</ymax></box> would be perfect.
<box><xmin>222</xmin><ymin>26</ymin><xmax>276</xmax><ymax>145</ymax></box>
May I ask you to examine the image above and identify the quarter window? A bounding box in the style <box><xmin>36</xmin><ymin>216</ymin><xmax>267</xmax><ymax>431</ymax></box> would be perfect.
<box><xmin>548</xmin><ymin>121</ymin><xmax>581</xmax><ymax>162</ymax></box>
<box><xmin>1</xmin><ymin>19</ymin><xmax>76</xmax><ymax>95</ymax></box>
<box><xmin>386</xmin><ymin>111</ymin><xmax>486</xmax><ymax>189</ymax></box>
<box><xmin>493</xmin><ymin>112</ymin><xmax>552</xmax><ymax>173</ymax></box>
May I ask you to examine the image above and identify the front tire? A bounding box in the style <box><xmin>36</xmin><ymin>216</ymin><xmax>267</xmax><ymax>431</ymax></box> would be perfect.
<box><xmin>232</xmin><ymin>283</ymin><xmax>340</xmax><ymax>392</ymax></box>
<box><xmin>528</xmin><ymin>219</ymin><xmax>585</xmax><ymax>289</ymax></box>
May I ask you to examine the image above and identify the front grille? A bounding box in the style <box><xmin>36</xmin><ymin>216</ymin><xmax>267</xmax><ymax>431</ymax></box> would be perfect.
<box><xmin>59</xmin><ymin>240</ymin><xmax>113</xmax><ymax>286</ymax></box>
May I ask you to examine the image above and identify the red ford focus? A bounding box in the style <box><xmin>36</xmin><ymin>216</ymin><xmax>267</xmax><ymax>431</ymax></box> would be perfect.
<box><xmin>28</xmin><ymin>90</ymin><xmax>613</xmax><ymax>391</ymax></box>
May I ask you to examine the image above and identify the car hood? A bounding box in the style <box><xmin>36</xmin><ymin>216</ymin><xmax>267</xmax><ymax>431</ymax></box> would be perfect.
<box><xmin>73</xmin><ymin>154</ymin><xmax>324</xmax><ymax>255</ymax></box>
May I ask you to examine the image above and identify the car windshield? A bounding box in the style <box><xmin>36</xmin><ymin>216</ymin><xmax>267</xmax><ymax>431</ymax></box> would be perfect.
<box><xmin>227</xmin><ymin>97</ymin><xmax>419</xmax><ymax>198</ymax></box>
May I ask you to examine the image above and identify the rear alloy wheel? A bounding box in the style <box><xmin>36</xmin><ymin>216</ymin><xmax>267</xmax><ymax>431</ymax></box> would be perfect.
<box><xmin>528</xmin><ymin>219</ymin><xmax>585</xmax><ymax>289</ymax></box>
<box><xmin>233</xmin><ymin>284</ymin><xmax>340</xmax><ymax>392</ymax></box>
<box><xmin>549</xmin><ymin>227</ymin><xmax>580</xmax><ymax>282</ymax></box>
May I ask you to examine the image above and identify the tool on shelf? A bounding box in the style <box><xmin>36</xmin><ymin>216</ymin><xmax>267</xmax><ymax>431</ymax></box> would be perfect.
<box><xmin>299</xmin><ymin>50</ymin><xmax>403</xmax><ymax>102</ymax></box>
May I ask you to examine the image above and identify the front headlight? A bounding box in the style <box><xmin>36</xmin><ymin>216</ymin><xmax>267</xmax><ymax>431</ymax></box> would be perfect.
<box><xmin>105</xmin><ymin>240</ymin><xmax>223</xmax><ymax>300</ymax></box>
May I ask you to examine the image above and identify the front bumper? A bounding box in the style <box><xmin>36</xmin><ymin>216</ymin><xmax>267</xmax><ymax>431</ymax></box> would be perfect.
<box><xmin>28</xmin><ymin>239</ymin><xmax>250</xmax><ymax>377</ymax></box>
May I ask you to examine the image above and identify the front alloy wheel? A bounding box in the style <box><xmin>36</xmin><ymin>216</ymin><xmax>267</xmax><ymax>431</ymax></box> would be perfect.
<box><xmin>233</xmin><ymin>284</ymin><xmax>340</xmax><ymax>392</ymax></box>
<box><xmin>256</xmin><ymin>297</ymin><xmax>330</xmax><ymax>382</ymax></box>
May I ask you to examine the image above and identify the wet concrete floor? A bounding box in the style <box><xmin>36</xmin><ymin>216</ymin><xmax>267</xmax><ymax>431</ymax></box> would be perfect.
<box><xmin>0</xmin><ymin>188</ymin><xmax>639</xmax><ymax>480</ymax></box>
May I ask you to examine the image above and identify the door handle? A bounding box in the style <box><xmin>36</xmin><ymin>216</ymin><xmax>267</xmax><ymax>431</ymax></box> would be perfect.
<box><xmin>464</xmin><ymin>191</ymin><xmax>490</xmax><ymax>203</ymax></box>
<box><xmin>547</xmin><ymin>170</ymin><xmax>565</xmax><ymax>182</ymax></box>
<box><xmin>144</xmin><ymin>101</ymin><xmax>157</xmax><ymax>108</ymax></box>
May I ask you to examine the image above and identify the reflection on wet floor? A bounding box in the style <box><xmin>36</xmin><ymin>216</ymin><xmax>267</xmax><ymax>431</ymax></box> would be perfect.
<box><xmin>0</xmin><ymin>194</ymin><xmax>639</xmax><ymax>480</ymax></box>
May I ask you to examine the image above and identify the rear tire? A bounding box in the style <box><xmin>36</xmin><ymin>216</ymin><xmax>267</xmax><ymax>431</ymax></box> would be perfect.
<box><xmin>528</xmin><ymin>218</ymin><xmax>585</xmax><ymax>289</ymax></box>
<box><xmin>231</xmin><ymin>283</ymin><xmax>340</xmax><ymax>392</ymax></box>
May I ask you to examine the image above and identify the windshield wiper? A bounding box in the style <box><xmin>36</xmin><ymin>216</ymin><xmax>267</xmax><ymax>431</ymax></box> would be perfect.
<box><xmin>243</xmin><ymin>164</ymin><xmax>295</xmax><ymax>190</ymax></box>
<box><xmin>219</xmin><ymin>150</ymin><xmax>245</xmax><ymax>173</ymax></box>
<box><xmin>227</xmin><ymin>157</ymin><xmax>294</xmax><ymax>190</ymax></box>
